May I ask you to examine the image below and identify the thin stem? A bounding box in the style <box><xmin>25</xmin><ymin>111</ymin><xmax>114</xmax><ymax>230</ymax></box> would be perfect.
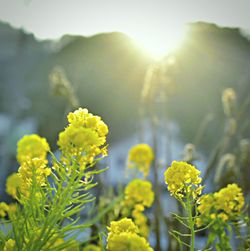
<box><xmin>187</xmin><ymin>199</ymin><xmax>195</xmax><ymax>251</ymax></box>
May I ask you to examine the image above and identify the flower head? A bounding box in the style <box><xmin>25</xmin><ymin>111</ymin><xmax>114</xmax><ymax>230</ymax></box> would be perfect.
<box><xmin>0</xmin><ymin>202</ymin><xmax>9</xmax><ymax>217</ymax></box>
<box><xmin>128</xmin><ymin>144</ymin><xmax>154</xmax><ymax>177</ymax></box>
<box><xmin>57</xmin><ymin>108</ymin><xmax>108</xmax><ymax>166</ymax></box>
<box><xmin>214</xmin><ymin>183</ymin><xmax>244</xmax><ymax>215</ymax></box>
<box><xmin>6</xmin><ymin>173</ymin><xmax>22</xmax><ymax>199</ymax></box>
<box><xmin>7</xmin><ymin>159</ymin><xmax>51</xmax><ymax>200</ymax></box>
<box><xmin>107</xmin><ymin>218</ymin><xmax>138</xmax><ymax>239</ymax></box>
<box><xmin>18</xmin><ymin>158</ymin><xmax>51</xmax><ymax>187</ymax></box>
<box><xmin>132</xmin><ymin>206</ymin><xmax>149</xmax><ymax>238</ymax></box>
<box><xmin>82</xmin><ymin>244</ymin><xmax>101</xmax><ymax>251</ymax></box>
<box><xmin>17</xmin><ymin>134</ymin><xmax>50</xmax><ymax>164</ymax></box>
<box><xmin>3</xmin><ymin>239</ymin><xmax>15</xmax><ymax>251</ymax></box>
<box><xmin>107</xmin><ymin>232</ymin><xmax>153</xmax><ymax>251</ymax></box>
<box><xmin>196</xmin><ymin>183</ymin><xmax>244</xmax><ymax>227</ymax></box>
<box><xmin>164</xmin><ymin>161</ymin><xmax>202</xmax><ymax>200</ymax></box>
<box><xmin>106</xmin><ymin>218</ymin><xmax>152</xmax><ymax>251</ymax></box>
<box><xmin>124</xmin><ymin>179</ymin><xmax>154</xmax><ymax>208</ymax></box>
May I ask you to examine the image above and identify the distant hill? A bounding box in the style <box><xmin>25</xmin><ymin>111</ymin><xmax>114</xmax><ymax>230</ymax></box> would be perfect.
<box><xmin>0</xmin><ymin>21</ymin><xmax>250</xmax><ymax>152</ymax></box>
<box><xmin>0</xmin><ymin>21</ymin><xmax>152</xmax><ymax>148</ymax></box>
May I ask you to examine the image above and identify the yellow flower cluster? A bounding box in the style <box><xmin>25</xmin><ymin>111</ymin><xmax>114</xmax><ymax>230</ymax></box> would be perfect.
<box><xmin>106</xmin><ymin>218</ymin><xmax>153</xmax><ymax>251</ymax></box>
<box><xmin>82</xmin><ymin>244</ymin><xmax>101</xmax><ymax>251</ymax></box>
<box><xmin>215</xmin><ymin>183</ymin><xmax>244</xmax><ymax>214</ymax></box>
<box><xmin>3</xmin><ymin>239</ymin><xmax>15</xmax><ymax>251</ymax></box>
<box><xmin>107</xmin><ymin>218</ymin><xmax>138</xmax><ymax>239</ymax></box>
<box><xmin>58</xmin><ymin>108</ymin><xmax>108</xmax><ymax>166</ymax></box>
<box><xmin>18</xmin><ymin>158</ymin><xmax>51</xmax><ymax>187</ymax></box>
<box><xmin>164</xmin><ymin>161</ymin><xmax>202</xmax><ymax>200</ymax></box>
<box><xmin>6</xmin><ymin>135</ymin><xmax>51</xmax><ymax>200</ymax></box>
<box><xmin>196</xmin><ymin>183</ymin><xmax>245</xmax><ymax>227</ymax></box>
<box><xmin>0</xmin><ymin>202</ymin><xmax>9</xmax><ymax>217</ymax></box>
<box><xmin>132</xmin><ymin>204</ymin><xmax>149</xmax><ymax>238</ymax></box>
<box><xmin>0</xmin><ymin>202</ymin><xmax>17</xmax><ymax>218</ymax></box>
<box><xmin>6</xmin><ymin>173</ymin><xmax>22</xmax><ymax>199</ymax></box>
<box><xmin>128</xmin><ymin>144</ymin><xmax>154</xmax><ymax>177</ymax></box>
<box><xmin>124</xmin><ymin>179</ymin><xmax>154</xmax><ymax>207</ymax></box>
<box><xmin>122</xmin><ymin>179</ymin><xmax>154</xmax><ymax>238</ymax></box>
<box><xmin>17</xmin><ymin>134</ymin><xmax>50</xmax><ymax>164</ymax></box>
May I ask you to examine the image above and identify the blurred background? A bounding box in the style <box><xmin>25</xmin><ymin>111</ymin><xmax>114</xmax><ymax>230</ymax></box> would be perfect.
<box><xmin>0</xmin><ymin>0</ymin><xmax>250</xmax><ymax>212</ymax></box>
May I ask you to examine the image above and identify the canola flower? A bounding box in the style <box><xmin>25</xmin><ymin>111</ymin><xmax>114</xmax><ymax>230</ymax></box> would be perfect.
<box><xmin>18</xmin><ymin>158</ymin><xmax>51</xmax><ymax>187</ymax></box>
<box><xmin>0</xmin><ymin>107</ymin><xmax>110</xmax><ymax>251</ymax></box>
<box><xmin>58</xmin><ymin>108</ymin><xmax>108</xmax><ymax>166</ymax></box>
<box><xmin>106</xmin><ymin>218</ymin><xmax>153</xmax><ymax>251</ymax></box>
<box><xmin>6</xmin><ymin>173</ymin><xmax>22</xmax><ymax>199</ymax></box>
<box><xmin>122</xmin><ymin>179</ymin><xmax>154</xmax><ymax>238</ymax></box>
<box><xmin>82</xmin><ymin>244</ymin><xmax>101</xmax><ymax>251</ymax></box>
<box><xmin>3</xmin><ymin>239</ymin><xmax>15</xmax><ymax>251</ymax></box>
<box><xmin>107</xmin><ymin>232</ymin><xmax>153</xmax><ymax>251</ymax></box>
<box><xmin>0</xmin><ymin>202</ymin><xmax>9</xmax><ymax>218</ymax></box>
<box><xmin>164</xmin><ymin>161</ymin><xmax>202</xmax><ymax>200</ymax></box>
<box><xmin>6</xmin><ymin>135</ymin><xmax>52</xmax><ymax>200</ymax></box>
<box><xmin>123</xmin><ymin>179</ymin><xmax>154</xmax><ymax>208</ymax></box>
<box><xmin>197</xmin><ymin>183</ymin><xmax>245</xmax><ymax>227</ymax></box>
<box><xmin>215</xmin><ymin>183</ymin><xmax>244</xmax><ymax>215</ymax></box>
<box><xmin>132</xmin><ymin>204</ymin><xmax>149</xmax><ymax>238</ymax></box>
<box><xmin>107</xmin><ymin>218</ymin><xmax>139</xmax><ymax>239</ymax></box>
<box><xmin>6</xmin><ymin>159</ymin><xmax>51</xmax><ymax>200</ymax></box>
<box><xmin>17</xmin><ymin>134</ymin><xmax>50</xmax><ymax>164</ymax></box>
<box><xmin>127</xmin><ymin>144</ymin><xmax>154</xmax><ymax>177</ymax></box>
<box><xmin>0</xmin><ymin>202</ymin><xmax>17</xmax><ymax>218</ymax></box>
<box><xmin>164</xmin><ymin>161</ymin><xmax>203</xmax><ymax>251</ymax></box>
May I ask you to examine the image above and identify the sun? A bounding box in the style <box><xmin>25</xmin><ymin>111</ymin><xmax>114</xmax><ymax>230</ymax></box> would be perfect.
<box><xmin>130</xmin><ymin>23</ymin><xmax>187</xmax><ymax>60</ymax></box>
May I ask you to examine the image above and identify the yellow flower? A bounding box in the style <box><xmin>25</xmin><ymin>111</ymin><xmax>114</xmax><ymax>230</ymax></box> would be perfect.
<box><xmin>18</xmin><ymin>158</ymin><xmax>51</xmax><ymax>188</ymax></box>
<box><xmin>17</xmin><ymin>134</ymin><xmax>50</xmax><ymax>164</ymax></box>
<box><xmin>106</xmin><ymin>218</ymin><xmax>153</xmax><ymax>251</ymax></box>
<box><xmin>3</xmin><ymin>239</ymin><xmax>15</xmax><ymax>251</ymax></box>
<box><xmin>196</xmin><ymin>183</ymin><xmax>244</xmax><ymax>227</ymax></box>
<box><xmin>218</xmin><ymin>213</ymin><xmax>229</xmax><ymax>221</ymax></box>
<box><xmin>58</xmin><ymin>108</ymin><xmax>108</xmax><ymax>165</ymax></box>
<box><xmin>82</xmin><ymin>244</ymin><xmax>101</xmax><ymax>251</ymax></box>
<box><xmin>164</xmin><ymin>161</ymin><xmax>202</xmax><ymax>200</ymax></box>
<box><xmin>0</xmin><ymin>202</ymin><xmax>17</xmax><ymax>218</ymax></box>
<box><xmin>67</xmin><ymin>108</ymin><xmax>108</xmax><ymax>137</ymax></box>
<box><xmin>124</xmin><ymin>179</ymin><xmax>154</xmax><ymax>208</ymax></box>
<box><xmin>214</xmin><ymin>183</ymin><xmax>244</xmax><ymax>215</ymax></box>
<box><xmin>107</xmin><ymin>232</ymin><xmax>153</xmax><ymax>251</ymax></box>
<box><xmin>197</xmin><ymin>194</ymin><xmax>214</xmax><ymax>215</ymax></box>
<box><xmin>58</xmin><ymin>126</ymin><xmax>103</xmax><ymax>154</ymax></box>
<box><xmin>6</xmin><ymin>173</ymin><xmax>22</xmax><ymax>199</ymax></box>
<box><xmin>7</xmin><ymin>159</ymin><xmax>51</xmax><ymax>201</ymax></box>
<box><xmin>132</xmin><ymin>207</ymin><xmax>149</xmax><ymax>238</ymax></box>
<box><xmin>107</xmin><ymin>218</ymin><xmax>138</xmax><ymax>239</ymax></box>
<box><xmin>0</xmin><ymin>202</ymin><xmax>9</xmax><ymax>217</ymax></box>
<box><xmin>128</xmin><ymin>144</ymin><xmax>154</xmax><ymax>177</ymax></box>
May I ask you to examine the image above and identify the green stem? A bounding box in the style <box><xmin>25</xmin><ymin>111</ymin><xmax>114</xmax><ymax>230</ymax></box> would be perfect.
<box><xmin>187</xmin><ymin>199</ymin><xmax>195</xmax><ymax>251</ymax></box>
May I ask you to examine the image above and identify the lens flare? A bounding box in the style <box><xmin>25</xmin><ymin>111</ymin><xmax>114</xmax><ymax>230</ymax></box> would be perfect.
<box><xmin>130</xmin><ymin>23</ymin><xmax>187</xmax><ymax>60</ymax></box>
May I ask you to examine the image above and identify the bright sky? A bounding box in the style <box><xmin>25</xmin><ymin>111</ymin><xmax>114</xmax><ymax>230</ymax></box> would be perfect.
<box><xmin>0</xmin><ymin>0</ymin><xmax>250</xmax><ymax>58</ymax></box>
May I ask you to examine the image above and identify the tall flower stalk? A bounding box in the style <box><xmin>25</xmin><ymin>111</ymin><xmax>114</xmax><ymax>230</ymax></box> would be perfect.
<box><xmin>164</xmin><ymin>161</ymin><xmax>203</xmax><ymax>251</ymax></box>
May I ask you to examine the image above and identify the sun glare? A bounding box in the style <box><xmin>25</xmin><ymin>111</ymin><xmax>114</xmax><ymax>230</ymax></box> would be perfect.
<box><xmin>130</xmin><ymin>24</ymin><xmax>187</xmax><ymax>60</ymax></box>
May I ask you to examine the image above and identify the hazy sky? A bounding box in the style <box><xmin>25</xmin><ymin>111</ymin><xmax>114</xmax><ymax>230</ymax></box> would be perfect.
<box><xmin>0</xmin><ymin>0</ymin><xmax>250</xmax><ymax>57</ymax></box>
